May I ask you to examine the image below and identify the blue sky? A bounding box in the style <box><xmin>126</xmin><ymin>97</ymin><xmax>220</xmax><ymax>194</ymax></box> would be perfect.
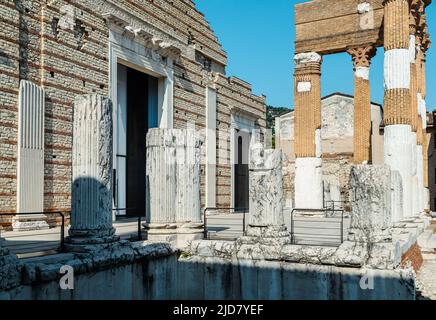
<box><xmin>194</xmin><ymin>0</ymin><xmax>436</xmax><ymax>110</ymax></box>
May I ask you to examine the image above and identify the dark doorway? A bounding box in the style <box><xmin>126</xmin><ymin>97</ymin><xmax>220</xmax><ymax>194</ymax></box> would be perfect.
<box><xmin>235</xmin><ymin>135</ymin><xmax>249</xmax><ymax>211</ymax></box>
<box><xmin>126</xmin><ymin>68</ymin><xmax>148</xmax><ymax>217</ymax></box>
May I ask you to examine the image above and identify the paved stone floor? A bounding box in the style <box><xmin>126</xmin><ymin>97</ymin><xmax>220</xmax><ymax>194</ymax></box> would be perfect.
<box><xmin>417</xmin><ymin>254</ymin><xmax>436</xmax><ymax>300</ymax></box>
<box><xmin>207</xmin><ymin>210</ymin><xmax>351</xmax><ymax>247</ymax></box>
<box><xmin>1</xmin><ymin>218</ymin><xmax>142</xmax><ymax>258</ymax></box>
<box><xmin>2</xmin><ymin>211</ymin><xmax>352</xmax><ymax>257</ymax></box>
<box><xmin>416</xmin><ymin>220</ymin><xmax>436</xmax><ymax>300</ymax></box>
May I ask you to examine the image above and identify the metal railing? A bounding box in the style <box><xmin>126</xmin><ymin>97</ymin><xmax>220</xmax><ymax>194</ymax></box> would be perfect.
<box><xmin>0</xmin><ymin>211</ymin><xmax>66</xmax><ymax>252</ymax></box>
<box><xmin>290</xmin><ymin>208</ymin><xmax>346</xmax><ymax>246</ymax></box>
<box><xmin>203</xmin><ymin>207</ymin><xmax>248</xmax><ymax>240</ymax></box>
<box><xmin>325</xmin><ymin>200</ymin><xmax>351</xmax><ymax>212</ymax></box>
<box><xmin>113</xmin><ymin>208</ymin><xmax>143</xmax><ymax>241</ymax></box>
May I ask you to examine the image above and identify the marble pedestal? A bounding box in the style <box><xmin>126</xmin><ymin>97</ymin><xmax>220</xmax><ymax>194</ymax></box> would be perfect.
<box><xmin>11</xmin><ymin>214</ymin><xmax>49</xmax><ymax>232</ymax></box>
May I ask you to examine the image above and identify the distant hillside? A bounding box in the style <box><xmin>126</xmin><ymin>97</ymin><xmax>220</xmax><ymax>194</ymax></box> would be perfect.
<box><xmin>266</xmin><ymin>105</ymin><xmax>291</xmax><ymax>133</ymax></box>
<box><xmin>266</xmin><ymin>106</ymin><xmax>292</xmax><ymax>148</ymax></box>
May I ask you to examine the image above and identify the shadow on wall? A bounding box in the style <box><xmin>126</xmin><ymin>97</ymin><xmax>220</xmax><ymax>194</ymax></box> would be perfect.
<box><xmin>71</xmin><ymin>176</ymin><xmax>113</xmax><ymax>232</ymax></box>
<box><xmin>3</xmin><ymin>254</ymin><xmax>415</xmax><ymax>300</ymax></box>
<box><xmin>149</xmin><ymin>258</ymin><xmax>415</xmax><ymax>300</ymax></box>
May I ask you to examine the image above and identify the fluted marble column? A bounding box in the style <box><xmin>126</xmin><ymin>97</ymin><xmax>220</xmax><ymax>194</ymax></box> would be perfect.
<box><xmin>146</xmin><ymin>129</ymin><xmax>203</xmax><ymax>247</ymax></box>
<box><xmin>415</xmin><ymin>2</ymin><xmax>431</xmax><ymax>212</ymax></box>
<box><xmin>293</xmin><ymin>52</ymin><xmax>323</xmax><ymax>209</ymax></box>
<box><xmin>13</xmin><ymin>80</ymin><xmax>49</xmax><ymax>231</ymax></box>
<box><xmin>67</xmin><ymin>95</ymin><xmax>118</xmax><ymax>247</ymax></box>
<box><xmin>409</xmin><ymin>6</ymin><xmax>423</xmax><ymax>217</ymax></box>
<box><xmin>383</xmin><ymin>0</ymin><xmax>414</xmax><ymax>218</ymax></box>
<box><xmin>347</xmin><ymin>45</ymin><xmax>376</xmax><ymax>164</ymax></box>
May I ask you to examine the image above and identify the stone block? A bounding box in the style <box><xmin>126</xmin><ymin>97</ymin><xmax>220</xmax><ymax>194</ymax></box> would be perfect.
<box><xmin>348</xmin><ymin>165</ymin><xmax>393</xmax><ymax>242</ymax></box>
<box><xmin>146</xmin><ymin>129</ymin><xmax>204</xmax><ymax>248</ymax></box>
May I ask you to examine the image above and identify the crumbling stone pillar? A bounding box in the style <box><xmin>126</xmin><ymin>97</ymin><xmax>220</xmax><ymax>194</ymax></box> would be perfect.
<box><xmin>238</xmin><ymin>143</ymin><xmax>291</xmax><ymax>252</ymax></box>
<box><xmin>146</xmin><ymin>129</ymin><xmax>204</xmax><ymax>247</ymax></box>
<box><xmin>347</xmin><ymin>45</ymin><xmax>376</xmax><ymax>164</ymax></box>
<box><xmin>335</xmin><ymin>165</ymin><xmax>401</xmax><ymax>269</ymax></box>
<box><xmin>348</xmin><ymin>166</ymin><xmax>393</xmax><ymax>242</ymax></box>
<box><xmin>383</xmin><ymin>0</ymin><xmax>414</xmax><ymax>218</ymax></box>
<box><xmin>66</xmin><ymin>95</ymin><xmax>119</xmax><ymax>249</ymax></box>
<box><xmin>293</xmin><ymin>52</ymin><xmax>323</xmax><ymax>209</ymax></box>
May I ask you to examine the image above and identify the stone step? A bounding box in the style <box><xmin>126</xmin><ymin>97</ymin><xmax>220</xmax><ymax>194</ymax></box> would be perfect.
<box><xmin>418</xmin><ymin>230</ymin><xmax>433</xmax><ymax>246</ymax></box>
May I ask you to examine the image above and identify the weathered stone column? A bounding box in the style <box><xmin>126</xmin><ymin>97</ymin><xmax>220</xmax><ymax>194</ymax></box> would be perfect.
<box><xmin>66</xmin><ymin>95</ymin><xmax>119</xmax><ymax>248</ymax></box>
<box><xmin>335</xmin><ymin>165</ymin><xmax>401</xmax><ymax>269</ymax></box>
<box><xmin>347</xmin><ymin>45</ymin><xmax>376</xmax><ymax>164</ymax></box>
<box><xmin>238</xmin><ymin>143</ymin><xmax>291</xmax><ymax>250</ymax></box>
<box><xmin>293</xmin><ymin>52</ymin><xmax>323</xmax><ymax>209</ymax></box>
<box><xmin>409</xmin><ymin>8</ymin><xmax>422</xmax><ymax>217</ymax></box>
<box><xmin>416</xmin><ymin>118</ymin><xmax>424</xmax><ymax>213</ymax></box>
<box><xmin>416</xmin><ymin>5</ymin><xmax>431</xmax><ymax>212</ymax></box>
<box><xmin>348</xmin><ymin>166</ymin><xmax>393</xmax><ymax>242</ymax></box>
<box><xmin>146</xmin><ymin>129</ymin><xmax>204</xmax><ymax>247</ymax></box>
<box><xmin>383</xmin><ymin>0</ymin><xmax>414</xmax><ymax>218</ymax></box>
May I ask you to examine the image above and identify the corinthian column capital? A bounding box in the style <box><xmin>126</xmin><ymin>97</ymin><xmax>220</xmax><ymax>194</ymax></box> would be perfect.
<box><xmin>347</xmin><ymin>45</ymin><xmax>377</xmax><ymax>69</ymax></box>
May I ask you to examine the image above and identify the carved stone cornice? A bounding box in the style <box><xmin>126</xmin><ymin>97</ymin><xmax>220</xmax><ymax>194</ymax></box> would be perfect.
<box><xmin>347</xmin><ymin>45</ymin><xmax>377</xmax><ymax>69</ymax></box>
<box><xmin>103</xmin><ymin>13</ymin><xmax>182</xmax><ymax>61</ymax></box>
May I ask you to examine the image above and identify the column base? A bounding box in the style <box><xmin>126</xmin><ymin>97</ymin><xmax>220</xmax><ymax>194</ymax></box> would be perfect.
<box><xmin>238</xmin><ymin>225</ymin><xmax>292</xmax><ymax>246</ymax></box>
<box><xmin>12</xmin><ymin>214</ymin><xmax>50</xmax><ymax>232</ymax></box>
<box><xmin>145</xmin><ymin>222</ymin><xmax>204</xmax><ymax>248</ymax></box>
<box><xmin>295</xmin><ymin>157</ymin><xmax>323</xmax><ymax>210</ymax></box>
<box><xmin>65</xmin><ymin>227</ymin><xmax>120</xmax><ymax>252</ymax></box>
<box><xmin>334</xmin><ymin>240</ymin><xmax>401</xmax><ymax>269</ymax></box>
<box><xmin>236</xmin><ymin>225</ymin><xmax>292</xmax><ymax>260</ymax></box>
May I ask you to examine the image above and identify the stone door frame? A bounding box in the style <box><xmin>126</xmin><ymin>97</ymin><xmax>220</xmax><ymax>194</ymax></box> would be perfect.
<box><xmin>108</xmin><ymin>30</ymin><xmax>175</xmax><ymax>220</ymax></box>
<box><xmin>230</xmin><ymin>113</ymin><xmax>256</xmax><ymax>210</ymax></box>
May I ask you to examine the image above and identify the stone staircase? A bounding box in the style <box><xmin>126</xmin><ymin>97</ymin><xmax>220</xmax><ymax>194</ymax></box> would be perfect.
<box><xmin>416</xmin><ymin>216</ymin><xmax>436</xmax><ymax>300</ymax></box>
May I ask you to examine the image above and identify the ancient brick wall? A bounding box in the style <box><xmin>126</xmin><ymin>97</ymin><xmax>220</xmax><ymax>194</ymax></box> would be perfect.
<box><xmin>0</xmin><ymin>0</ymin><xmax>266</xmax><ymax>227</ymax></box>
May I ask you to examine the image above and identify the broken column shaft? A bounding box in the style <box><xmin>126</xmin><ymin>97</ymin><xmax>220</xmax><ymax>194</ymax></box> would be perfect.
<box><xmin>146</xmin><ymin>128</ymin><xmax>203</xmax><ymax>247</ymax></box>
<box><xmin>67</xmin><ymin>94</ymin><xmax>118</xmax><ymax>247</ymax></box>
<box><xmin>239</xmin><ymin>143</ymin><xmax>291</xmax><ymax>245</ymax></box>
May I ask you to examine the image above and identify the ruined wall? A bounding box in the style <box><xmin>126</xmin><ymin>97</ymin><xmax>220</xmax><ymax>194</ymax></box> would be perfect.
<box><xmin>1</xmin><ymin>248</ymin><xmax>415</xmax><ymax>300</ymax></box>
<box><xmin>0</xmin><ymin>0</ymin><xmax>266</xmax><ymax>226</ymax></box>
